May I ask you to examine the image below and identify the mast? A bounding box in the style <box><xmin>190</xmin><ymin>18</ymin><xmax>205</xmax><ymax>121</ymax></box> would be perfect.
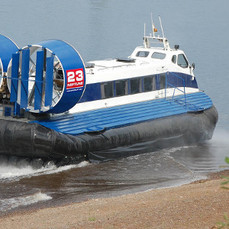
<box><xmin>151</xmin><ymin>13</ymin><xmax>155</xmax><ymax>37</ymax></box>
<box><xmin>159</xmin><ymin>16</ymin><xmax>170</xmax><ymax>50</ymax></box>
<box><xmin>143</xmin><ymin>23</ymin><xmax>150</xmax><ymax>48</ymax></box>
<box><xmin>143</xmin><ymin>16</ymin><xmax>170</xmax><ymax>50</ymax></box>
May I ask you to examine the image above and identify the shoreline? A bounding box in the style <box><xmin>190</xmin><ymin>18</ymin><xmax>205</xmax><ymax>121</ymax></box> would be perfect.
<box><xmin>0</xmin><ymin>170</ymin><xmax>229</xmax><ymax>229</ymax></box>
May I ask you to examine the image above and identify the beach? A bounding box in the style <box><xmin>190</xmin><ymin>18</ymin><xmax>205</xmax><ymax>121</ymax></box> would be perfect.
<box><xmin>0</xmin><ymin>170</ymin><xmax>228</xmax><ymax>229</ymax></box>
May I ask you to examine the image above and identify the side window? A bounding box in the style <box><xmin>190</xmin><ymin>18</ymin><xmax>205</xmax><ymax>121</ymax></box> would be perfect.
<box><xmin>177</xmin><ymin>54</ymin><xmax>188</xmax><ymax>68</ymax></box>
<box><xmin>160</xmin><ymin>74</ymin><xmax>166</xmax><ymax>89</ymax></box>
<box><xmin>101</xmin><ymin>82</ymin><xmax>113</xmax><ymax>99</ymax></box>
<box><xmin>144</xmin><ymin>76</ymin><xmax>152</xmax><ymax>92</ymax></box>
<box><xmin>136</xmin><ymin>51</ymin><xmax>149</xmax><ymax>57</ymax></box>
<box><xmin>172</xmin><ymin>55</ymin><xmax>176</xmax><ymax>64</ymax></box>
<box><xmin>143</xmin><ymin>76</ymin><xmax>156</xmax><ymax>92</ymax></box>
<box><xmin>130</xmin><ymin>78</ymin><xmax>141</xmax><ymax>94</ymax></box>
<box><xmin>151</xmin><ymin>52</ymin><xmax>166</xmax><ymax>59</ymax></box>
<box><xmin>115</xmin><ymin>80</ymin><xmax>128</xmax><ymax>97</ymax></box>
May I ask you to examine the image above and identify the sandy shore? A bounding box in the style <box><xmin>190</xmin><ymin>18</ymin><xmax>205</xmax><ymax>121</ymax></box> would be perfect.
<box><xmin>0</xmin><ymin>170</ymin><xmax>229</xmax><ymax>229</ymax></box>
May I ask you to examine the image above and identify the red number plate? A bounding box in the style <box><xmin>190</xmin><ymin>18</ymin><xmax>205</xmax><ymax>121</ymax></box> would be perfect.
<box><xmin>66</xmin><ymin>68</ymin><xmax>84</xmax><ymax>90</ymax></box>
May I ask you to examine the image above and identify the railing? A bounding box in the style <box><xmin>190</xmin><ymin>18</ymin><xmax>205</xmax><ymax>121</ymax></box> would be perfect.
<box><xmin>165</xmin><ymin>72</ymin><xmax>187</xmax><ymax>108</ymax></box>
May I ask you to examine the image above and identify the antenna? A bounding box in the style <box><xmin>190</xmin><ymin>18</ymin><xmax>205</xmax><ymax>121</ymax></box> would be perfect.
<box><xmin>159</xmin><ymin>16</ymin><xmax>168</xmax><ymax>49</ymax></box>
<box><xmin>144</xmin><ymin>23</ymin><xmax>146</xmax><ymax>37</ymax></box>
<box><xmin>151</xmin><ymin>13</ymin><xmax>155</xmax><ymax>37</ymax></box>
<box><xmin>159</xmin><ymin>16</ymin><xmax>165</xmax><ymax>39</ymax></box>
<box><xmin>143</xmin><ymin>23</ymin><xmax>146</xmax><ymax>48</ymax></box>
<box><xmin>142</xmin><ymin>15</ymin><xmax>170</xmax><ymax>50</ymax></box>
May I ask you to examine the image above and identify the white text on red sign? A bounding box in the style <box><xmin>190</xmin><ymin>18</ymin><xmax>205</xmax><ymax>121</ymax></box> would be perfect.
<box><xmin>66</xmin><ymin>68</ymin><xmax>84</xmax><ymax>89</ymax></box>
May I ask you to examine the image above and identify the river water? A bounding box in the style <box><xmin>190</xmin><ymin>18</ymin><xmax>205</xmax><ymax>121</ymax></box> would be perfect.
<box><xmin>0</xmin><ymin>0</ymin><xmax>229</xmax><ymax>215</ymax></box>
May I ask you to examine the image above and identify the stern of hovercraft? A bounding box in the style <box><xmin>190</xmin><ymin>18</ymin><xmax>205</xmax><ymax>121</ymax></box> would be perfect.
<box><xmin>0</xmin><ymin>35</ymin><xmax>88</xmax><ymax>164</ymax></box>
<box><xmin>0</xmin><ymin>35</ymin><xmax>86</xmax><ymax>118</ymax></box>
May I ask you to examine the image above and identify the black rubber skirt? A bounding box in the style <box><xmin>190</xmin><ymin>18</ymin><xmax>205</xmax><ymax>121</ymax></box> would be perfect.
<box><xmin>0</xmin><ymin>106</ymin><xmax>218</xmax><ymax>164</ymax></box>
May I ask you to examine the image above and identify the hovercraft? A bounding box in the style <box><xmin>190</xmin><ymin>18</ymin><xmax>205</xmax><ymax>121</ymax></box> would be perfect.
<box><xmin>0</xmin><ymin>19</ymin><xmax>218</xmax><ymax>165</ymax></box>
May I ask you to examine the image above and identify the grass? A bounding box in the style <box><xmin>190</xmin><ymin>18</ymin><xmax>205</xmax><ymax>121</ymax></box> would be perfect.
<box><xmin>216</xmin><ymin>214</ymin><xmax>229</xmax><ymax>229</ymax></box>
<box><xmin>88</xmin><ymin>217</ymin><xmax>96</xmax><ymax>222</ymax></box>
<box><xmin>221</xmin><ymin>157</ymin><xmax>229</xmax><ymax>190</ymax></box>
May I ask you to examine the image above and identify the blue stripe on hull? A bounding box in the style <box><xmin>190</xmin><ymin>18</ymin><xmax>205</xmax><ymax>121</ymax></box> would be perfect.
<box><xmin>79</xmin><ymin>72</ymin><xmax>198</xmax><ymax>103</ymax></box>
<box><xmin>31</xmin><ymin>92</ymin><xmax>212</xmax><ymax>135</ymax></box>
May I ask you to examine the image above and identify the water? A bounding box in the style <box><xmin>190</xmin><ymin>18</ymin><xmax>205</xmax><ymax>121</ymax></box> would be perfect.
<box><xmin>1</xmin><ymin>0</ymin><xmax>229</xmax><ymax>215</ymax></box>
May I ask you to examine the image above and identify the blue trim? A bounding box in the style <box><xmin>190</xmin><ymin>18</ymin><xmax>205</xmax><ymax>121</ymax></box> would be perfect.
<box><xmin>20</xmin><ymin>49</ymin><xmax>30</xmax><ymax>109</ymax></box>
<box><xmin>0</xmin><ymin>34</ymin><xmax>18</xmax><ymax>72</ymax></box>
<box><xmin>79</xmin><ymin>72</ymin><xmax>198</xmax><ymax>104</ymax></box>
<box><xmin>10</xmin><ymin>40</ymin><xmax>86</xmax><ymax>114</ymax></box>
<box><xmin>36</xmin><ymin>40</ymin><xmax>86</xmax><ymax>113</ymax></box>
<box><xmin>79</xmin><ymin>83</ymin><xmax>101</xmax><ymax>102</ymax></box>
<box><xmin>45</xmin><ymin>56</ymin><xmax>54</xmax><ymax>107</ymax></box>
<box><xmin>31</xmin><ymin>92</ymin><xmax>212</xmax><ymax>136</ymax></box>
<box><xmin>167</xmin><ymin>72</ymin><xmax>198</xmax><ymax>89</ymax></box>
<box><xmin>156</xmin><ymin>74</ymin><xmax>160</xmax><ymax>90</ymax></box>
<box><xmin>113</xmin><ymin>81</ymin><xmax>116</xmax><ymax>97</ymax></box>
<box><xmin>34</xmin><ymin>50</ymin><xmax>44</xmax><ymax>110</ymax></box>
<box><xmin>10</xmin><ymin>53</ymin><xmax>20</xmax><ymax>103</ymax></box>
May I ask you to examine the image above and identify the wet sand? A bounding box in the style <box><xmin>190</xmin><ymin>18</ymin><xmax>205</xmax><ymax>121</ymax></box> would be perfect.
<box><xmin>0</xmin><ymin>170</ymin><xmax>229</xmax><ymax>229</ymax></box>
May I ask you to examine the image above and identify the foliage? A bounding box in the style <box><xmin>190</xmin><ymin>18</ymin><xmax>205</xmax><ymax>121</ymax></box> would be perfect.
<box><xmin>88</xmin><ymin>217</ymin><xmax>96</xmax><ymax>222</ymax></box>
<box><xmin>221</xmin><ymin>157</ymin><xmax>229</xmax><ymax>190</ymax></box>
<box><xmin>216</xmin><ymin>214</ymin><xmax>229</xmax><ymax>229</ymax></box>
<box><xmin>226</xmin><ymin>157</ymin><xmax>229</xmax><ymax>164</ymax></box>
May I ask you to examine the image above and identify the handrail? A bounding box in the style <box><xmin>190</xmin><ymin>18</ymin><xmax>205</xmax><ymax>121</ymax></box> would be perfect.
<box><xmin>165</xmin><ymin>72</ymin><xmax>187</xmax><ymax>108</ymax></box>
